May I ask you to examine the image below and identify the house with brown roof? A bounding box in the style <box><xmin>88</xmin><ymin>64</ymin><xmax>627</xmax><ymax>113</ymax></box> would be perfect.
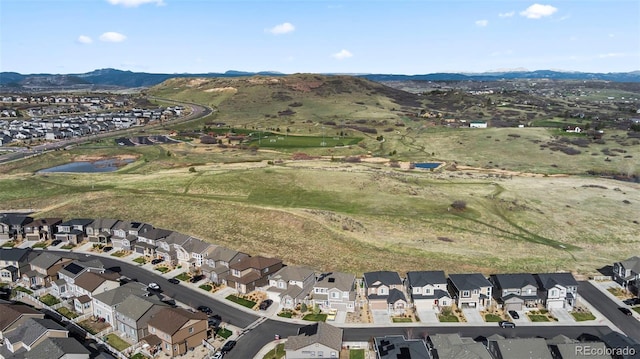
<box><xmin>134</xmin><ymin>228</ymin><xmax>172</xmax><ymax>257</ymax></box>
<box><xmin>0</xmin><ymin>303</ymin><xmax>44</xmax><ymax>340</ymax></box>
<box><xmin>201</xmin><ymin>246</ymin><xmax>248</xmax><ymax>285</ymax></box>
<box><xmin>144</xmin><ymin>307</ymin><xmax>208</xmax><ymax>357</ymax></box>
<box><xmin>23</xmin><ymin>218</ymin><xmax>62</xmax><ymax>241</ymax></box>
<box><xmin>266</xmin><ymin>265</ymin><xmax>316</xmax><ymax>309</ymax></box>
<box><xmin>86</xmin><ymin>218</ymin><xmax>120</xmax><ymax>244</ymax></box>
<box><xmin>284</xmin><ymin>322</ymin><xmax>343</xmax><ymax>359</ymax></box>
<box><xmin>21</xmin><ymin>252</ymin><xmax>72</xmax><ymax>288</ymax></box>
<box><xmin>72</xmin><ymin>271</ymin><xmax>120</xmax><ymax>313</ymax></box>
<box><xmin>114</xmin><ymin>295</ymin><xmax>168</xmax><ymax>343</ymax></box>
<box><xmin>227</xmin><ymin>256</ymin><xmax>283</xmax><ymax>294</ymax></box>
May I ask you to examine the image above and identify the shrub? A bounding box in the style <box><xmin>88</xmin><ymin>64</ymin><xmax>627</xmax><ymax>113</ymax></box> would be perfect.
<box><xmin>451</xmin><ymin>200</ymin><xmax>467</xmax><ymax>211</ymax></box>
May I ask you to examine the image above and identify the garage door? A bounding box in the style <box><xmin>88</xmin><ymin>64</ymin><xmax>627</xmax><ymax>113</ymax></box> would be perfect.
<box><xmin>546</xmin><ymin>300</ymin><xmax>564</xmax><ymax>309</ymax></box>
<box><xmin>504</xmin><ymin>302</ymin><xmax>522</xmax><ymax>311</ymax></box>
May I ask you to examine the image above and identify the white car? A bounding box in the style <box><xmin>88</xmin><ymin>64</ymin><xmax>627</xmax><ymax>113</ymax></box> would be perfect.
<box><xmin>147</xmin><ymin>282</ymin><xmax>161</xmax><ymax>291</ymax></box>
<box><xmin>212</xmin><ymin>352</ymin><xmax>224</xmax><ymax>359</ymax></box>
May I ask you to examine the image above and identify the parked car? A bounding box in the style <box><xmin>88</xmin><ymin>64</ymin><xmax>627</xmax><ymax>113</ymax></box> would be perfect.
<box><xmin>190</xmin><ymin>274</ymin><xmax>205</xmax><ymax>283</ymax></box>
<box><xmin>623</xmin><ymin>298</ymin><xmax>640</xmax><ymax>306</ymax></box>
<box><xmin>618</xmin><ymin>307</ymin><xmax>633</xmax><ymax>316</ymax></box>
<box><xmin>221</xmin><ymin>340</ymin><xmax>236</xmax><ymax>353</ymax></box>
<box><xmin>197</xmin><ymin>305</ymin><xmax>213</xmax><ymax>315</ymax></box>
<box><xmin>498</xmin><ymin>321</ymin><xmax>516</xmax><ymax>328</ymax></box>
<box><xmin>51</xmin><ymin>239</ymin><xmax>62</xmax><ymax>246</ymax></box>
<box><xmin>208</xmin><ymin>314</ymin><xmax>222</xmax><ymax>328</ymax></box>
<box><xmin>168</xmin><ymin>278</ymin><xmax>180</xmax><ymax>284</ymax></box>
<box><xmin>259</xmin><ymin>299</ymin><xmax>273</xmax><ymax>310</ymax></box>
<box><xmin>151</xmin><ymin>258</ymin><xmax>163</xmax><ymax>265</ymax></box>
<box><xmin>508</xmin><ymin>310</ymin><xmax>520</xmax><ymax>320</ymax></box>
<box><xmin>212</xmin><ymin>352</ymin><xmax>224</xmax><ymax>359</ymax></box>
<box><xmin>147</xmin><ymin>282</ymin><xmax>161</xmax><ymax>291</ymax></box>
<box><xmin>102</xmin><ymin>246</ymin><xmax>112</xmax><ymax>252</ymax></box>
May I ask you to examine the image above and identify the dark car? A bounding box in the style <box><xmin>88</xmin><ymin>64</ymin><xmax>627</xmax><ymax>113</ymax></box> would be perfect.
<box><xmin>102</xmin><ymin>246</ymin><xmax>113</xmax><ymax>252</ymax></box>
<box><xmin>208</xmin><ymin>314</ymin><xmax>222</xmax><ymax>328</ymax></box>
<box><xmin>220</xmin><ymin>340</ymin><xmax>236</xmax><ymax>353</ymax></box>
<box><xmin>190</xmin><ymin>275</ymin><xmax>205</xmax><ymax>283</ymax></box>
<box><xmin>618</xmin><ymin>307</ymin><xmax>633</xmax><ymax>316</ymax></box>
<box><xmin>168</xmin><ymin>278</ymin><xmax>180</xmax><ymax>284</ymax></box>
<box><xmin>259</xmin><ymin>299</ymin><xmax>273</xmax><ymax>310</ymax></box>
<box><xmin>51</xmin><ymin>239</ymin><xmax>62</xmax><ymax>246</ymax></box>
<box><xmin>197</xmin><ymin>305</ymin><xmax>213</xmax><ymax>315</ymax></box>
<box><xmin>508</xmin><ymin>310</ymin><xmax>520</xmax><ymax>320</ymax></box>
<box><xmin>151</xmin><ymin>258</ymin><xmax>163</xmax><ymax>265</ymax></box>
<box><xmin>498</xmin><ymin>321</ymin><xmax>516</xmax><ymax>328</ymax></box>
<box><xmin>623</xmin><ymin>298</ymin><xmax>640</xmax><ymax>306</ymax></box>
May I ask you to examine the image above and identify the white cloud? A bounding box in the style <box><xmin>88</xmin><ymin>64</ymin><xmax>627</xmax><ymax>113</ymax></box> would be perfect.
<box><xmin>499</xmin><ymin>11</ymin><xmax>515</xmax><ymax>18</ymax></box>
<box><xmin>332</xmin><ymin>49</ymin><xmax>353</xmax><ymax>60</ymax></box>
<box><xmin>520</xmin><ymin>4</ymin><xmax>558</xmax><ymax>19</ymax></box>
<box><xmin>77</xmin><ymin>35</ymin><xmax>93</xmax><ymax>44</ymax></box>
<box><xmin>99</xmin><ymin>32</ymin><xmax>127</xmax><ymax>43</ymax></box>
<box><xmin>106</xmin><ymin>0</ymin><xmax>164</xmax><ymax>7</ymax></box>
<box><xmin>475</xmin><ymin>20</ymin><xmax>488</xmax><ymax>27</ymax></box>
<box><xmin>266</xmin><ymin>22</ymin><xmax>295</xmax><ymax>35</ymax></box>
<box><xmin>598</xmin><ymin>53</ymin><xmax>625</xmax><ymax>58</ymax></box>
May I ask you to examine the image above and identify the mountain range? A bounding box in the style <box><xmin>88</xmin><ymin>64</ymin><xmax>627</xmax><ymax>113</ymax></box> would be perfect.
<box><xmin>1</xmin><ymin>68</ymin><xmax>640</xmax><ymax>89</ymax></box>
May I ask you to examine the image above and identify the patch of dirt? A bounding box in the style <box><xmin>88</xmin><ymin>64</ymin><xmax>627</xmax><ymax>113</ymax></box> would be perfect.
<box><xmin>204</xmin><ymin>87</ymin><xmax>238</xmax><ymax>93</ymax></box>
<box><xmin>74</xmin><ymin>154</ymin><xmax>138</xmax><ymax>161</ymax></box>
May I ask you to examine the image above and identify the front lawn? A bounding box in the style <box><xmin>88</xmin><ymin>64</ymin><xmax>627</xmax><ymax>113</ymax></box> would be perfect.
<box><xmin>572</xmin><ymin>312</ymin><xmax>596</xmax><ymax>321</ymax></box>
<box><xmin>174</xmin><ymin>273</ymin><xmax>191</xmax><ymax>281</ymax></box>
<box><xmin>350</xmin><ymin>349</ymin><xmax>365</xmax><ymax>359</ymax></box>
<box><xmin>199</xmin><ymin>284</ymin><xmax>212</xmax><ymax>291</ymax></box>
<box><xmin>216</xmin><ymin>327</ymin><xmax>233</xmax><ymax>339</ymax></box>
<box><xmin>484</xmin><ymin>314</ymin><xmax>502</xmax><ymax>322</ymax></box>
<box><xmin>111</xmin><ymin>250</ymin><xmax>127</xmax><ymax>257</ymax></box>
<box><xmin>130</xmin><ymin>354</ymin><xmax>148</xmax><ymax>359</ymax></box>
<box><xmin>57</xmin><ymin>307</ymin><xmax>79</xmax><ymax>319</ymax></box>
<box><xmin>105</xmin><ymin>333</ymin><xmax>131</xmax><ymax>351</ymax></box>
<box><xmin>32</xmin><ymin>242</ymin><xmax>48</xmax><ymax>248</ymax></box>
<box><xmin>60</xmin><ymin>244</ymin><xmax>75</xmax><ymax>250</ymax></box>
<box><xmin>392</xmin><ymin>317</ymin><xmax>413</xmax><ymax>323</ymax></box>
<box><xmin>39</xmin><ymin>294</ymin><xmax>60</xmax><ymax>306</ymax></box>
<box><xmin>528</xmin><ymin>314</ymin><xmax>550</xmax><ymax>322</ymax></box>
<box><xmin>132</xmin><ymin>257</ymin><xmax>146</xmax><ymax>264</ymax></box>
<box><xmin>302</xmin><ymin>313</ymin><xmax>327</xmax><ymax>322</ymax></box>
<box><xmin>438</xmin><ymin>307</ymin><xmax>460</xmax><ymax>322</ymax></box>
<box><xmin>155</xmin><ymin>266</ymin><xmax>170</xmax><ymax>273</ymax></box>
<box><xmin>1</xmin><ymin>241</ymin><xmax>16</xmax><ymax>247</ymax></box>
<box><xmin>226</xmin><ymin>295</ymin><xmax>256</xmax><ymax>309</ymax></box>
<box><xmin>13</xmin><ymin>286</ymin><xmax>33</xmax><ymax>295</ymax></box>
<box><xmin>263</xmin><ymin>343</ymin><xmax>285</xmax><ymax>359</ymax></box>
<box><xmin>633</xmin><ymin>307</ymin><xmax>640</xmax><ymax>314</ymax></box>
<box><xmin>278</xmin><ymin>310</ymin><xmax>293</xmax><ymax>318</ymax></box>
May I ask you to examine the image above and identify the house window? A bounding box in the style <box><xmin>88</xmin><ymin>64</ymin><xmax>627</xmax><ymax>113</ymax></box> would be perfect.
<box><xmin>278</xmin><ymin>282</ymin><xmax>286</xmax><ymax>289</ymax></box>
<box><xmin>165</xmin><ymin>343</ymin><xmax>170</xmax><ymax>350</ymax></box>
<box><xmin>550</xmin><ymin>289</ymin><xmax>558</xmax><ymax>297</ymax></box>
<box><xmin>232</xmin><ymin>269</ymin><xmax>240</xmax><ymax>277</ymax></box>
<box><xmin>331</xmin><ymin>292</ymin><xmax>339</xmax><ymax>299</ymax></box>
<box><xmin>264</xmin><ymin>268</ymin><xmax>269</xmax><ymax>273</ymax></box>
<box><xmin>151</xmin><ymin>327</ymin><xmax>156</xmax><ymax>333</ymax></box>
<box><xmin>378</xmin><ymin>288</ymin><xmax>386</xmax><ymax>295</ymax></box>
<box><xmin>424</xmin><ymin>288</ymin><xmax>432</xmax><ymax>295</ymax></box>
<box><xmin>472</xmin><ymin>289</ymin><xmax>479</xmax><ymax>295</ymax></box>
<box><xmin>189</xmin><ymin>327</ymin><xmax>194</xmax><ymax>333</ymax></box>
<box><xmin>462</xmin><ymin>290</ymin><xmax>470</xmax><ymax>297</ymax></box>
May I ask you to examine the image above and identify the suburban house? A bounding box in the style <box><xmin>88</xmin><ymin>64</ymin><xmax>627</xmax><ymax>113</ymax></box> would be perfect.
<box><xmin>201</xmin><ymin>246</ymin><xmax>248</xmax><ymax>285</ymax></box>
<box><xmin>0</xmin><ymin>213</ymin><xmax>33</xmax><ymax>240</ymax></box>
<box><xmin>53</xmin><ymin>259</ymin><xmax>105</xmax><ymax>298</ymax></box>
<box><xmin>176</xmin><ymin>237</ymin><xmax>215</xmax><ymax>268</ymax></box>
<box><xmin>363</xmin><ymin>271</ymin><xmax>408</xmax><ymax>314</ymax></box>
<box><xmin>111</xmin><ymin>221</ymin><xmax>153</xmax><ymax>250</ymax></box>
<box><xmin>547</xmin><ymin>336</ymin><xmax>611</xmax><ymax>359</ymax></box>
<box><xmin>23</xmin><ymin>218</ymin><xmax>62</xmax><ymax>241</ymax></box>
<box><xmin>54</xmin><ymin>218</ymin><xmax>94</xmax><ymax>244</ymax></box>
<box><xmin>405</xmin><ymin>270</ymin><xmax>452</xmax><ymax>312</ymax></box>
<box><xmin>227</xmin><ymin>256</ymin><xmax>284</xmax><ymax>294</ymax></box>
<box><xmin>535</xmin><ymin>273</ymin><xmax>578</xmax><ymax>310</ymax></box>
<box><xmin>86</xmin><ymin>218</ymin><xmax>120</xmax><ymax>244</ymax></box>
<box><xmin>448</xmin><ymin>273</ymin><xmax>493</xmax><ymax>309</ymax></box>
<box><xmin>92</xmin><ymin>281</ymin><xmax>148</xmax><ymax>326</ymax></box>
<box><xmin>487</xmin><ymin>337</ymin><xmax>553</xmax><ymax>359</ymax></box>
<box><xmin>266</xmin><ymin>265</ymin><xmax>316</xmax><ymax>309</ymax></box>
<box><xmin>2</xmin><ymin>318</ymin><xmax>68</xmax><ymax>355</ymax></box>
<box><xmin>114</xmin><ymin>295</ymin><xmax>167</xmax><ymax>343</ymax></box>
<box><xmin>0</xmin><ymin>248</ymin><xmax>32</xmax><ymax>283</ymax></box>
<box><xmin>374</xmin><ymin>335</ymin><xmax>430</xmax><ymax>359</ymax></box>
<box><xmin>489</xmin><ymin>273</ymin><xmax>541</xmax><ymax>311</ymax></box>
<box><xmin>312</xmin><ymin>271</ymin><xmax>357</xmax><ymax>313</ymax></box>
<box><xmin>0</xmin><ymin>303</ymin><xmax>44</xmax><ymax>340</ymax></box>
<box><xmin>72</xmin><ymin>271</ymin><xmax>121</xmax><ymax>313</ymax></box>
<box><xmin>284</xmin><ymin>322</ymin><xmax>343</xmax><ymax>359</ymax></box>
<box><xmin>427</xmin><ymin>333</ymin><xmax>492</xmax><ymax>359</ymax></box>
<box><xmin>134</xmin><ymin>228</ymin><xmax>172</xmax><ymax>257</ymax></box>
<box><xmin>145</xmin><ymin>307</ymin><xmax>208</xmax><ymax>357</ymax></box>
<box><xmin>21</xmin><ymin>252</ymin><xmax>72</xmax><ymax>288</ymax></box>
<box><xmin>22</xmin><ymin>337</ymin><xmax>91</xmax><ymax>359</ymax></box>
<box><xmin>613</xmin><ymin>256</ymin><xmax>640</xmax><ymax>295</ymax></box>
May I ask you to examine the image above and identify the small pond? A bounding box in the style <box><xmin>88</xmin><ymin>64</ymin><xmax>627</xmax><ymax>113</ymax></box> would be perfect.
<box><xmin>39</xmin><ymin>158</ymin><xmax>134</xmax><ymax>173</ymax></box>
<box><xmin>414</xmin><ymin>162</ymin><xmax>442</xmax><ymax>169</ymax></box>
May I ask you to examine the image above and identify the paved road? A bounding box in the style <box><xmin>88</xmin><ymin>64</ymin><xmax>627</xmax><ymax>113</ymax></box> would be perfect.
<box><xmin>579</xmin><ymin>280</ymin><xmax>640</xmax><ymax>341</ymax></box>
<box><xmin>226</xmin><ymin>319</ymin><xmax>304</xmax><ymax>359</ymax></box>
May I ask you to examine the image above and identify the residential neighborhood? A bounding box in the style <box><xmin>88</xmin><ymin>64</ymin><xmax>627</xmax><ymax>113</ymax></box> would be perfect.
<box><xmin>0</xmin><ymin>212</ymin><xmax>639</xmax><ymax>359</ymax></box>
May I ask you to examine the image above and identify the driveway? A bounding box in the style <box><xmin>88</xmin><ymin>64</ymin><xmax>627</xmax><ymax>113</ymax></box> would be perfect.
<box><xmin>461</xmin><ymin>308</ymin><xmax>484</xmax><ymax>323</ymax></box>
<box><xmin>371</xmin><ymin>310</ymin><xmax>390</xmax><ymax>324</ymax></box>
<box><xmin>550</xmin><ymin>308</ymin><xmax>575</xmax><ymax>323</ymax></box>
<box><xmin>416</xmin><ymin>309</ymin><xmax>440</xmax><ymax>323</ymax></box>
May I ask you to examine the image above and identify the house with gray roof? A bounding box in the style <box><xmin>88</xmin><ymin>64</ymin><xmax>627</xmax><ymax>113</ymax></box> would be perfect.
<box><xmin>86</xmin><ymin>218</ymin><xmax>120</xmax><ymax>244</ymax></box>
<box><xmin>110</xmin><ymin>221</ymin><xmax>152</xmax><ymax>250</ymax></box>
<box><xmin>374</xmin><ymin>335</ymin><xmax>430</xmax><ymax>359</ymax></box>
<box><xmin>135</xmin><ymin>228</ymin><xmax>172</xmax><ymax>257</ymax></box>
<box><xmin>551</xmin><ymin>342</ymin><xmax>610</xmax><ymax>359</ymax></box>
<box><xmin>24</xmin><ymin>337</ymin><xmax>90</xmax><ymax>359</ymax></box>
<box><xmin>174</xmin><ymin>236</ymin><xmax>214</xmax><ymax>268</ymax></box>
<box><xmin>427</xmin><ymin>333</ymin><xmax>492</xmax><ymax>359</ymax></box>
<box><xmin>535</xmin><ymin>273</ymin><xmax>578</xmax><ymax>310</ymax></box>
<box><xmin>201</xmin><ymin>246</ymin><xmax>248</xmax><ymax>285</ymax></box>
<box><xmin>312</xmin><ymin>271</ymin><xmax>357</xmax><ymax>313</ymax></box>
<box><xmin>55</xmin><ymin>219</ymin><xmax>93</xmax><ymax>245</ymax></box>
<box><xmin>487</xmin><ymin>337</ymin><xmax>553</xmax><ymax>359</ymax></box>
<box><xmin>406</xmin><ymin>271</ymin><xmax>452</xmax><ymax>313</ymax></box>
<box><xmin>228</xmin><ymin>256</ymin><xmax>284</xmax><ymax>294</ymax></box>
<box><xmin>3</xmin><ymin>318</ymin><xmax>68</xmax><ymax>354</ymax></box>
<box><xmin>155</xmin><ymin>231</ymin><xmax>188</xmax><ymax>265</ymax></box>
<box><xmin>22</xmin><ymin>252</ymin><xmax>72</xmax><ymax>288</ymax></box>
<box><xmin>92</xmin><ymin>281</ymin><xmax>147</xmax><ymax>326</ymax></box>
<box><xmin>285</xmin><ymin>322</ymin><xmax>343</xmax><ymax>359</ymax></box>
<box><xmin>489</xmin><ymin>273</ymin><xmax>541</xmax><ymax>311</ymax></box>
<box><xmin>448</xmin><ymin>273</ymin><xmax>493</xmax><ymax>309</ymax></box>
<box><xmin>613</xmin><ymin>256</ymin><xmax>640</xmax><ymax>295</ymax></box>
<box><xmin>266</xmin><ymin>265</ymin><xmax>316</xmax><ymax>309</ymax></box>
<box><xmin>0</xmin><ymin>248</ymin><xmax>31</xmax><ymax>283</ymax></box>
<box><xmin>0</xmin><ymin>213</ymin><xmax>33</xmax><ymax>240</ymax></box>
<box><xmin>0</xmin><ymin>303</ymin><xmax>44</xmax><ymax>340</ymax></box>
<box><xmin>54</xmin><ymin>259</ymin><xmax>105</xmax><ymax>298</ymax></box>
<box><xmin>23</xmin><ymin>218</ymin><xmax>62</xmax><ymax>241</ymax></box>
<box><xmin>363</xmin><ymin>271</ymin><xmax>408</xmax><ymax>314</ymax></box>
<box><xmin>114</xmin><ymin>295</ymin><xmax>167</xmax><ymax>343</ymax></box>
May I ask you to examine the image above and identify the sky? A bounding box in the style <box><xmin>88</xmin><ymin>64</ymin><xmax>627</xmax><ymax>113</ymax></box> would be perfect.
<box><xmin>1</xmin><ymin>0</ymin><xmax>639</xmax><ymax>75</ymax></box>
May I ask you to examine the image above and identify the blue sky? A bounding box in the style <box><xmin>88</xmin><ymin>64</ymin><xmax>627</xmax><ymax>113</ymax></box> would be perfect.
<box><xmin>1</xmin><ymin>0</ymin><xmax>639</xmax><ymax>74</ymax></box>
